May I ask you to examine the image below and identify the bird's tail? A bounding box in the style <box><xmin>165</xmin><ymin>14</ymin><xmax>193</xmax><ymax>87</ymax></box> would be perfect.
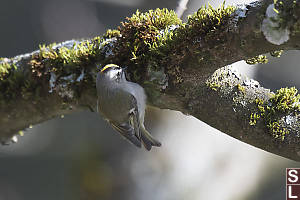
<box><xmin>140</xmin><ymin>126</ymin><xmax>161</xmax><ymax>151</ymax></box>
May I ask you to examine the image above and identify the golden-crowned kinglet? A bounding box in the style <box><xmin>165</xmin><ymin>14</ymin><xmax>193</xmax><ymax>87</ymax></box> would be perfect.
<box><xmin>96</xmin><ymin>64</ymin><xmax>161</xmax><ymax>150</ymax></box>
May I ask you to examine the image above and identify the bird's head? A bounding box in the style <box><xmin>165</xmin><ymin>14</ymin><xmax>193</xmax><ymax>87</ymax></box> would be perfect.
<box><xmin>100</xmin><ymin>64</ymin><xmax>124</xmax><ymax>82</ymax></box>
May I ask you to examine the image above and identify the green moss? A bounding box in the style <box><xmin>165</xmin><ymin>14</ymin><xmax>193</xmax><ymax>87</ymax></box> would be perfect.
<box><xmin>178</xmin><ymin>2</ymin><xmax>236</xmax><ymax>44</ymax></box>
<box><xmin>103</xmin><ymin>4</ymin><xmax>237</xmax><ymax>83</ymax></box>
<box><xmin>250</xmin><ymin>87</ymin><xmax>300</xmax><ymax>141</ymax></box>
<box><xmin>156</xmin><ymin>3</ymin><xmax>236</xmax><ymax>85</ymax></box>
<box><xmin>170</xmin><ymin>2</ymin><xmax>236</xmax><ymax>53</ymax></box>
<box><xmin>270</xmin><ymin>50</ymin><xmax>283</xmax><ymax>57</ymax></box>
<box><xmin>104</xmin><ymin>29</ymin><xmax>121</xmax><ymax>39</ymax></box>
<box><xmin>249</xmin><ymin>112</ymin><xmax>261</xmax><ymax>125</ymax></box>
<box><xmin>268</xmin><ymin>121</ymin><xmax>289</xmax><ymax>140</ymax></box>
<box><xmin>246</xmin><ymin>55</ymin><xmax>268</xmax><ymax>65</ymax></box>
<box><xmin>237</xmin><ymin>84</ymin><xmax>245</xmax><ymax>93</ymax></box>
<box><xmin>0</xmin><ymin>37</ymin><xmax>103</xmax><ymax>104</ymax></box>
<box><xmin>206</xmin><ymin>81</ymin><xmax>221</xmax><ymax>91</ymax></box>
<box><xmin>38</xmin><ymin>37</ymin><xmax>101</xmax><ymax>66</ymax></box>
<box><xmin>106</xmin><ymin>8</ymin><xmax>181</xmax><ymax>71</ymax></box>
<box><xmin>0</xmin><ymin>62</ymin><xmax>16</xmax><ymax>80</ymax></box>
<box><xmin>149</xmin><ymin>26</ymin><xmax>176</xmax><ymax>52</ymax></box>
<box><xmin>269</xmin><ymin>87</ymin><xmax>300</xmax><ymax>112</ymax></box>
<box><xmin>126</xmin><ymin>9</ymin><xmax>181</xmax><ymax>30</ymax></box>
<box><xmin>30</xmin><ymin>37</ymin><xmax>102</xmax><ymax>79</ymax></box>
<box><xmin>256</xmin><ymin>98</ymin><xmax>265</xmax><ymax>113</ymax></box>
<box><xmin>0</xmin><ymin>4</ymin><xmax>240</xmax><ymax>103</ymax></box>
<box><xmin>0</xmin><ymin>61</ymin><xmax>26</xmax><ymax>103</ymax></box>
<box><xmin>181</xmin><ymin>3</ymin><xmax>236</xmax><ymax>54</ymax></box>
<box><xmin>187</xmin><ymin>2</ymin><xmax>236</xmax><ymax>27</ymax></box>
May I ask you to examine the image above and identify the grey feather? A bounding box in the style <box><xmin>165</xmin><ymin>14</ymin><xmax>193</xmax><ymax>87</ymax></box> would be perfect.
<box><xmin>96</xmin><ymin>65</ymin><xmax>161</xmax><ymax>150</ymax></box>
<box><xmin>140</xmin><ymin>125</ymin><xmax>162</xmax><ymax>151</ymax></box>
<box><xmin>110</xmin><ymin>121</ymin><xmax>141</xmax><ymax>148</ymax></box>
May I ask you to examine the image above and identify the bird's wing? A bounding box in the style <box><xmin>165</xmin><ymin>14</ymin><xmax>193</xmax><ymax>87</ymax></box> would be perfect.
<box><xmin>109</xmin><ymin>95</ymin><xmax>145</xmax><ymax>149</ymax></box>
<box><xmin>110</xmin><ymin>120</ymin><xmax>142</xmax><ymax>148</ymax></box>
<box><xmin>127</xmin><ymin>93</ymin><xmax>162</xmax><ymax>151</ymax></box>
<box><xmin>128</xmin><ymin>95</ymin><xmax>155</xmax><ymax>151</ymax></box>
<box><xmin>140</xmin><ymin>125</ymin><xmax>161</xmax><ymax>150</ymax></box>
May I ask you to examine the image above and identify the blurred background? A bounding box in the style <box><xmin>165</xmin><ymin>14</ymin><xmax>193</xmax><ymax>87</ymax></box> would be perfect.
<box><xmin>0</xmin><ymin>0</ymin><xmax>299</xmax><ymax>199</ymax></box>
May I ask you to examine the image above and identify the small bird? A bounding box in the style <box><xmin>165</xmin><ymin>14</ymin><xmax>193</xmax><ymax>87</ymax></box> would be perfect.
<box><xmin>96</xmin><ymin>64</ymin><xmax>161</xmax><ymax>150</ymax></box>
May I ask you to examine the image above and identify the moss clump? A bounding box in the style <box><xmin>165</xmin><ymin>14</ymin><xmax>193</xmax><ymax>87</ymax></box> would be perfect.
<box><xmin>269</xmin><ymin>87</ymin><xmax>300</xmax><ymax>112</ymax></box>
<box><xmin>249</xmin><ymin>98</ymin><xmax>264</xmax><ymax>125</ymax></box>
<box><xmin>176</xmin><ymin>2</ymin><xmax>236</xmax><ymax>48</ymax></box>
<box><xmin>1</xmin><ymin>37</ymin><xmax>102</xmax><ymax>103</ymax></box>
<box><xmin>250</xmin><ymin>87</ymin><xmax>300</xmax><ymax>140</ymax></box>
<box><xmin>0</xmin><ymin>61</ymin><xmax>19</xmax><ymax>102</ymax></box>
<box><xmin>270</xmin><ymin>50</ymin><xmax>283</xmax><ymax>57</ymax></box>
<box><xmin>159</xmin><ymin>3</ymin><xmax>236</xmax><ymax>85</ymax></box>
<box><xmin>123</xmin><ymin>9</ymin><xmax>181</xmax><ymax>31</ymax></box>
<box><xmin>102</xmin><ymin>4</ymin><xmax>237</xmax><ymax>83</ymax></box>
<box><xmin>0</xmin><ymin>62</ymin><xmax>16</xmax><ymax>80</ymax></box>
<box><xmin>1</xmin><ymin>4</ymin><xmax>240</xmax><ymax>103</ymax></box>
<box><xmin>249</xmin><ymin>112</ymin><xmax>261</xmax><ymax>125</ymax></box>
<box><xmin>32</xmin><ymin>37</ymin><xmax>102</xmax><ymax>77</ymax></box>
<box><xmin>0</xmin><ymin>60</ymin><xmax>42</xmax><ymax>103</ymax></box>
<box><xmin>104</xmin><ymin>29</ymin><xmax>121</xmax><ymax>39</ymax></box>
<box><xmin>104</xmin><ymin>9</ymin><xmax>181</xmax><ymax>74</ymax></box>
<box><xmin>246</xmin><ymin>51</ymin><xmax>283</xmax><ymax>66</ymax></box>
<box><xmin>268</xmin><ymin>121</ymin><xmax>289</xmax><ymax>140</ymax></box>
<box><xmin>206</xmin><ymin>71</ymin><xmax>224</xmax><ymax>91</ymax></box>
<box><xmin>207</xmin><ymin>82</ymin><xmax>221</xmax><ymax>91</ymax></box>
<box><xmin>245</xmin><ymin>55</ymin><xmax>268</xmax><ymax>65</ymax></box>
<box><xmin>185</xmin><ymin>3</ymin><xmax>236</xmax><ymax>36</ymax></box>
<box><xmin>101</xmin><ymin>8</ymin><xmax>183</xmax><ymax>82</ymax></box>
<box><xmin>100</xmin><ymin>4</ymin><xmax>237</xmax><ymax>86</ymax></box>
<box><xmin>29</xmin><ymin>37</ymin><xmax>103</xmax><ymax>93</ymax></box>
<box><xmin>165</xmin><ymin>3</ymin><xmax>237</xmax><ymax>69</ymax></box>
<box><xmin>237</xmin><ymin>84</ymin><xmax>245</xmax><ymax>93</ymax></box>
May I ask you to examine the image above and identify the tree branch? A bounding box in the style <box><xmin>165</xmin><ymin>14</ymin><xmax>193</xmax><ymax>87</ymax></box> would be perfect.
<box><xmin>1</xmin><ymin>0</ymin><xmax>300</xmax><ymax>160</ymax></box>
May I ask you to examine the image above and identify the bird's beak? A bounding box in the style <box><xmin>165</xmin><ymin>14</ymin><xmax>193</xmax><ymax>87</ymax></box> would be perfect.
<box><xmin>122</xmin><ymin>67</ymin><xmax>127</xmax><ymax>78</ymax></box>
<box><xmin>122</xmin><ymin>69</ymin><xmax>126</xmax><ymax>79</ymax></box>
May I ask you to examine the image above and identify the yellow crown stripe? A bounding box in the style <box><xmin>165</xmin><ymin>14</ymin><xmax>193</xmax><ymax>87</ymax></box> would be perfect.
<box><xmin>101</xmin><ymin>64</ymin><xmax>120</xmax><ymax>73</ymax></box>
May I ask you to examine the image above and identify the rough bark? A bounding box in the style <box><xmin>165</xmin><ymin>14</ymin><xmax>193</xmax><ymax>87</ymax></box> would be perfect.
<box><xmin>1</xmin><ymin>0</ymin><xmax>300</xmax><ymax>160</ymax></box>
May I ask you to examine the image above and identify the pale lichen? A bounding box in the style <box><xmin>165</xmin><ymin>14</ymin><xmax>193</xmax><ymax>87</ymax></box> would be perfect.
<box><xmin>261</xmin><ymin>3</ymin><xmax>290</xmax><ymax>45</ymax></box>
<box><xmin>250</xmin><ymin>87</ymin><xmax>300</xmax><ymax>141</ymax></box>
<box><xmin>49</xmin><ymin>72</ymin><xmax>57</xmax><ymax>93</ymax></box>
<box><xmin>76</xmin><ymin>69</ymin><xmax>85</xmax><ymax>82</ymax></box>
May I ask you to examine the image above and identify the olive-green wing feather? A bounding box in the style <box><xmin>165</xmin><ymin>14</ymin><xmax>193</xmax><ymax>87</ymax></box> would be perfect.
<box><xmin>129</xmin><ymin>95</ymin><xmax>161</xmax><ymax>151</ymax></box>
<box><xmin>110</xmin><ymin>120</ymin><xmax>141</xmax><ymax>148</ymax></box>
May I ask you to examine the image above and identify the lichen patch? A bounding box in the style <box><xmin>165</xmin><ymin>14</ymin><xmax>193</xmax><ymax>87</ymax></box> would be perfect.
<box><xmin>261</xmin><ymin>4</ymin><xmax>290</xmax><ymax>45</ymax></box>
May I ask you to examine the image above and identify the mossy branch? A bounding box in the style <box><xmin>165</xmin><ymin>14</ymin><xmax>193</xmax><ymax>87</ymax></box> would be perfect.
<box><xmin>1</xmin><ymin>0</ymin><xmax>300</xmax><ymax>160</ymax></box>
